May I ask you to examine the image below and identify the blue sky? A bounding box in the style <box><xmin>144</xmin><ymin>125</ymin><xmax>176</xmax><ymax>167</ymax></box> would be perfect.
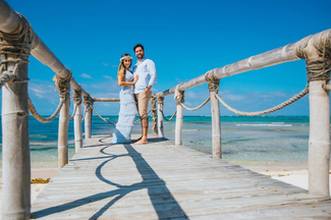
<box><xmin>2</xmin><ymin>0</ymin><xmax>331</xmax><ymax>115</ymax></box>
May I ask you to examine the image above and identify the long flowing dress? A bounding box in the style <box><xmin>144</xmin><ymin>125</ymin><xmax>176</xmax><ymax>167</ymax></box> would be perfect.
<box><xmin>112</xmin><ymin>70</ymin><xmax>137</xmax><ymax>144</ymax></box>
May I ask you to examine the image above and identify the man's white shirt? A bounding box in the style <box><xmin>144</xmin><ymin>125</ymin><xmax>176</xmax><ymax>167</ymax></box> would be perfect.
<box><xmin>133</xmin><ymin>58</ymin><xmax>156</xmax><ymax>94</ymax></box>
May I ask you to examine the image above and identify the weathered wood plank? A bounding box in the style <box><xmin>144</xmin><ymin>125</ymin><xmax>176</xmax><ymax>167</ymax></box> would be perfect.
<box><xmin>31</xmin><ymin>136</ymin><xmax>331</xmax><ymax>220</ymax></box>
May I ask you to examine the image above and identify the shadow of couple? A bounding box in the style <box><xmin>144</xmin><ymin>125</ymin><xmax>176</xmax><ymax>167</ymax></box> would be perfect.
<box><xmin>32</xmin><ymin>138</ymin><xmax>189</xmax><ymax>219</ymax></box>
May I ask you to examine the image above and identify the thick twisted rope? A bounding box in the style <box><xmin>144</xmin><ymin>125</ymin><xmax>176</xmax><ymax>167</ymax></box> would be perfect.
<box><xmin>205</xmin><ymin>72</ymin><xmax>220</xmax><ymax>92</ymax></box>
<box><xmin>215</xmin><ymin>86</ymin><xmax>309</xmax><ymax>116</ymax></box>
<box><xmin>93</xmin><ymin>108</ymin><xmax>116</xmax><ymax>126</ymax></box>
<box><xmin>296</xmin><ymin>31</ymin><xmax>331</xmax><ymax>82</ymax></box>
<box><xmin>28</xmin><ymin>97</ymin><xmax>65</xmax><ymax>123</ymax></box>
<box><xmin>70</xmin><ymin>89</ymin><xmax>82</xmax><ymax>119</ymax></box>
<box><xmin>179</xmin><ymin>97</ymin><xmax>210</xmax><ymax>111</ymax></box>
<box><xmin>0</xmin><ymin>68</ymin><xmax>17</xmax><ymax>87</ymax></box>
<box><xmin>0</xmin><ymin>15</ymin><xmax>32</xmax><ymax>87</ymax></box>
<box><xmin>151</xmin><ymin>96</ymin><xmax>158</xmax><ymax>133</ymax></box>
<box><xmin>160</xmin><ymin>109</ymin><xmax>177</xmax><ymax>121</ymax></box>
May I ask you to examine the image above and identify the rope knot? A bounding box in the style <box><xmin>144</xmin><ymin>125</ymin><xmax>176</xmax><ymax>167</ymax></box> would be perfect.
<box><xmin>174</xmin><ymin>85</ymin><xmax>185</xmax><ymax>104</ymax></box>
<box><xmin>151</xmin><ymin>96</ymin><xmax>157</xmax><ymax>112</ymax></box>
<box><xmin>205</xmin><ymin>71</ymin><xmax>220</xmax><ymax>92</ymax></box>
<box><xmin>157</xmin><ymin>95</ymin><xmax>164</xmax><ymax>105</ymax></box>
<box><xmin>296</xmin><ymin>31</ymin><xmax>331</xmax><ymax>82</ymax></box>
<box><xmin>54</xmin><ymin>73</ymin><xmax>71</xmax><ymax>99</ymax></box>
<box><xmin>73</xmin><ymin>89</ymin><xmax>82</xmax><ymax>105</ymax></box>
<box><xmin>0</xmin><ymin>15</ymin><xmax>33</xmax><ymax>65</ymax></box>
<box><xmin>0</xmin><ymin>15</ymin><xmax>33</xmax><ymax>86</ymax></box>
<box><xmin>83</xmin><ymin>95</ymin><xmax>94</xmax><ymax>110</ymax></box>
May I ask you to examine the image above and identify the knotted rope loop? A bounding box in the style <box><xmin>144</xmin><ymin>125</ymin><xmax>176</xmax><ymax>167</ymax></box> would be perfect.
<box><xmin>296</xmin><ymin>31</ymin><xmax>331</xmax><ymax>82</ymax></box>
<box><xmin>160</xmin><ymin>109</ymin><xmax>177</xmax><ymax>121</ymax></box>
<box><xmin>83</xmin><ymin>95</ymin><xmax>94</xmax><ymax>112</ymax></box>
<box><xmin>28</xmin><ymin>97</ymin><xmax>65</xmax><ymax>123</ymax></box>
<box><xmin>73</xmin><ymin>89</ymin><xmax>82</xmax><ymax>105</ymax></box>
<box><xmin>157</xmin><ymin>95</ymin><xmax>164</xmax><ymax>105</ymax></box>
<box><xmin>174</xmin><ymin>85</ymin><xmax>185</xmax><ymax>105</ymax></box>
<box><xmin>0</xmin><ymin>15</ymin><xmax>33</xmax><ymax>86</ymax></box>
<box><xmin>205</xmin><ymin>71</ymin><xmax>220</xmax><ymax>92</ymax></box>
<box><xmin>215</xmin><ymin>86</ymin><xmax>309</xmax><ymax>116</ymax></box>
<box><xmin>54</xmin><ymin>73</ymin><xmax>72</xmax><ymax>99</ymax></box>
<box><xmin>151</xmin><ymin>96</ymin><xmax>158</xmax><ymax>133</ymax></box>
<box><xmin>151</xmin><ymin>95</ymin><xmax>157</xmax><ymax>111</ymax></box>
<box><xmin>179</xmin><ymin>97</ymin><xmax>210</xmax><ymax>111</ymax></box>
<box><xmin>0</xmin><ymin>15</ymin><xmax>33</xmax><ymax>63</ymax></box>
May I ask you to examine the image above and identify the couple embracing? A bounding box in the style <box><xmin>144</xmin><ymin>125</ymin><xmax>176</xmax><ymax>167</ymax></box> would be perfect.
<box><xmin>112</xmin><ymin>44</ymin><xmax>156</xmax><ymax>145</ymax></box>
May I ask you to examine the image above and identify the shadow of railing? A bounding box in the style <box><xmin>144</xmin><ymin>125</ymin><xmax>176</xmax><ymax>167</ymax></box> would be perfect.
<box><xmin>32</xmin><ymin>139</ymin><xmax>188</xmax><ymax>219</ymax></box>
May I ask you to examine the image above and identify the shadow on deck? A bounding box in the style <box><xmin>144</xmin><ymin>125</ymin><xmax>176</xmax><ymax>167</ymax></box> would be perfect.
<box><xmin>32</xmin><ymin>137</ymin><xmax>187</xmax><ymax>219</ymax></box>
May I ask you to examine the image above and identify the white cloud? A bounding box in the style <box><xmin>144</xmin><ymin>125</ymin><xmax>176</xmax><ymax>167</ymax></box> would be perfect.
<box><xmin>80</xmin><ymin>73</ymin><xmax>92</xmax><ymax>79</ymax></box>
<box><xmin>29</xmin><ymin>82</ymin><xmax>56</xmax><ymax>100</ymax></box>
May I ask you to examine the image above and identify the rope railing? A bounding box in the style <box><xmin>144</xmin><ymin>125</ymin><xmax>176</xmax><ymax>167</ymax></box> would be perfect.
<box><xmin>178</xmin><ymin>96</ymin><xmax>210</xmax><ymax>111</ymax></box>
<box><xmin>160</xmin><ymin>109</ymin><xmax>177</xmax><ymax>121</ymax></box>
<box><xmin>0</xmin><ymin>1</ymin><xmax>331</xmax><ymax>218</ymax></box>
<box><xmin>28</xmin><ymin>97</ymin><xmax>65</xmax><ymax>123</ymax></box>
<box><xmin>215</xmin><ymin>86</ymin><xmax>309</xmax><ymax>116</ymax></box>
<box><xmin>93</xmin><ymin>108</ymin><xmax>116</xmax><ymax>126</ymax></box>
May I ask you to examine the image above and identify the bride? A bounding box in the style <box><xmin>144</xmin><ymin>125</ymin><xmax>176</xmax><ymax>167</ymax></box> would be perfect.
<box><xmin>112</xmin><ymin>53</ymin><xmax>138</xmax><ymax>144</ymax></box>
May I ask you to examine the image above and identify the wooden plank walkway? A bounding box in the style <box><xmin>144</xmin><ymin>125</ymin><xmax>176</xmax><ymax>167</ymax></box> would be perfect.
<box><xmin>31</xmin><ymin>136</ymin><xmax>331</xmax><ymax>220</ymax></box>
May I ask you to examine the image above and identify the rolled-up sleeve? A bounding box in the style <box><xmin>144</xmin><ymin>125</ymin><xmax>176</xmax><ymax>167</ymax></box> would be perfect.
<box><xmin>147</xmin><ymin>60</ymin><xmax>157</xmax><ymax>87</ymax></box>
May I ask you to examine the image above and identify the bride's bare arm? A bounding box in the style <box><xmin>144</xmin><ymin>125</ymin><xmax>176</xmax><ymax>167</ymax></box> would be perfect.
<box><xmin>117</xmin><ymin>71</ymin><xmax>135</xmax><ymax>86</ymax></box>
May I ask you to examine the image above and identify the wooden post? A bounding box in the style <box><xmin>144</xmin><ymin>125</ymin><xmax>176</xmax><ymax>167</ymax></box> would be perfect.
<box><xmin>157</xmin><ymin>96</ymin><xmax>165</xmax><ymax>138</ymax></box>
<box><xmin>84</xmin><ymin>96</ymin><xmax>93</xmax><ymax>140</ymax></box>
<box><xmin>208</xmin><ymin>78</ymin><xmax>221</xmax><ymax>159</ymax></box>
<box><xmin>73</xmin><ymin>91</ymin><xmax>83</xmax><ymax>152</ymax></box>
<box><xmin>0</xmin><ymin>16</ymin><xmax>32</xmax><ymax>219</ymax></box>
<box><xmin>151</xmin><ymin>96</ymin><xmax>158</xmax><ymax>136</ymax></box>
<box><xmin>57</xmin><ymin>80</ymin><xmax>70</xmax><ymax>168</ymax></box>
<box><xmin>308</xmin><ymin>80</ymin><xmax>330</xmax><ymax>197</ymax></box>
<box><xmin>1</xmin><ymin>60</ymin><xmax>31</xmax><ymax>220</ymax></box>
<box><xmin>175</xmin><ymin>89</ymin><xmax>184</xmax><ymax>146</ymax></box>
<box><xmin>296</xmin><ymin>33</ymin><xmax>331</xmax><ymax>198</ymax></box>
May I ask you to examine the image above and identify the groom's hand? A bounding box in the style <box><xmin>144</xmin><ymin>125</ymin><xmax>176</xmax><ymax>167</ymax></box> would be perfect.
<box><xmin>144</xmin><ymin>86</ymin><xmax>152</xmax><ymax>94</ymax></box>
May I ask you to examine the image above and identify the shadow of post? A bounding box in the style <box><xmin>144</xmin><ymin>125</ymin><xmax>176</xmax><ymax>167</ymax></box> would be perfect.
<box><xmin>122</xmin><ymin>144</ymin><xmax>188</xmax><ymax>219</ymax></box>
<box><xmin>32</xmin><ymin>140</ymin><xmax>188</xmax><ymax>219</ymax></box>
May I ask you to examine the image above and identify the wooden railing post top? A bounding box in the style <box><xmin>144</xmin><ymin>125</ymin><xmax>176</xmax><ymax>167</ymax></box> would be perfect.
<box><xmin>83</xmin><ymin>95</ymin><xmax>94</xmax><ymax>108</ymax></box>
<box><xmin>205</xmin><ymin>72</ymin><xmax>220</xmax><ymax>92</ymax></box>
<box><xmin>54</xmin><ymin>74</ymin><xmax>71</xmax><ymax>99</ymax></box>
<box><xmin>157</xmin><ymin>95</ymin><xmax>164</xmax><ymax>104</ymax></box>
<box><xmin>296</xmin><ymin>30</ymin><xmax>331</xmax><ymax>82</ymax></box>
<box><xmin>175</xmin><ymin>86</ymin><xmax>185</xmax><ymax>104</ymax></box>
<box><xmin>0</xmin><ymin>14</ymin><xmax>33</xmax><ymax>65</ymax></box>
<box><xmin>73</xmin><ymin>89</ymin><xmax>82</xmax><ymax>105</ymax></box>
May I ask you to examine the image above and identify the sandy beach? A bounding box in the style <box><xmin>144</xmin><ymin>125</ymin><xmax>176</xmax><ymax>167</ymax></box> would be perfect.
<box><xmin>0</xmin><ymin>167</ymin><xmax>58</xmax><ymax>207</ymax></box>
<box><xmin>236</xmin><ymin>160</ymin><xmax>331</xmax><ymax>193</ymax></box>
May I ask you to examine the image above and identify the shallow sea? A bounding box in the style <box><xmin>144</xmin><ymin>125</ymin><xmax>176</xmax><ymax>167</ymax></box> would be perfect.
<box><xmin>0</xmin><ymin>116</ymin><xmax>321</xmax><ymax>167</ymax></box>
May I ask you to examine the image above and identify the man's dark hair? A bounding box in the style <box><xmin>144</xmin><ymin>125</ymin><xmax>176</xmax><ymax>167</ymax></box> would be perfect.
<box><xmin>133</xmin><ymin>43</ymin><xmax>144</xmax><ymax>52</ymax></box>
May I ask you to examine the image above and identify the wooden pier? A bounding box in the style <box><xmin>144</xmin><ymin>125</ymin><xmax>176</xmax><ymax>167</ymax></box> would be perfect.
<box><xmin>1</xmin><ymin>0</ymin><xmax>331</xmax><ymax>219</ymax></box>
<box><xmin>31</xmin><ymin>136</ymin><xmax>331</xmax><ymax>219</ymax></box>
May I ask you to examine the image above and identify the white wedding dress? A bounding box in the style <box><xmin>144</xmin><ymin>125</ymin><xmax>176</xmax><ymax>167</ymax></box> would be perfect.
<box><xmin>112</xmin><ymin>70</ymin><xmax>137</xmax><ymax>144</ymax></box>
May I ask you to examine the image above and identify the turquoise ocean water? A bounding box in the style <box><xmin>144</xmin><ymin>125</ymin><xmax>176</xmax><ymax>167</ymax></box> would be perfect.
<box><xmin>0</xmin><ymin>116</ymin><xmax>317</xmax><ymax>167</ymax></box>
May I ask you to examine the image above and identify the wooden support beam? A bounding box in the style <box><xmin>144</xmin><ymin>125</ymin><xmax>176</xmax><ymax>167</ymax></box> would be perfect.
<box><xmin>175</xmin><ymin>90</ymin><xmax>184</xmax><ymax>146</ymax></box>
<box><xmin>57</xmin><ymin>93</ymin><xmax>70</xmax><ymax>168</ymax></box>
<box><xmin>208</xmin><ymin>79</ymin><xmax>221</xmax><ymax>159</ymax></box>
<box><xmin>157</xmin><ymin>96</ymin><xmax>165</xmax><ymax>138</ymax></box>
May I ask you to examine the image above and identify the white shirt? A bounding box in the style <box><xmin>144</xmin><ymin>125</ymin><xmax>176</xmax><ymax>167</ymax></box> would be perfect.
<box><xmin>133</xmin><ymin>58</ymin><xmax>157</xmax><ymax>94</ymax></box>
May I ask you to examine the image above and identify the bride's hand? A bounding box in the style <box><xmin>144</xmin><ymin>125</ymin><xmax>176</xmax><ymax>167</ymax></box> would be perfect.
<box><xmin>132</xmin><ymin>75</ymin><xmax>139</xmax><ymax>84</ymax></box>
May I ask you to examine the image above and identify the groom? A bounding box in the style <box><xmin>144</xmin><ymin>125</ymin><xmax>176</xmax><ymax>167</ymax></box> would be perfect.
<box><xmin>133</xmin><ymin>43</ymin><xmax>157</xmax><ymax>144</ymax></box>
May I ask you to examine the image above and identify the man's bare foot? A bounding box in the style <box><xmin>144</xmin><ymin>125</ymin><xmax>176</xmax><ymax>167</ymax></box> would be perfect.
<box><xmin>134</xmin><ymin>138</ymin><xmax>148</xmax><ymax>145</ymax></box>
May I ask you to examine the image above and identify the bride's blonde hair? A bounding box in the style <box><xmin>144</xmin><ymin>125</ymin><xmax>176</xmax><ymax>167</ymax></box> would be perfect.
<box><xmin>117</xmin><ymin>53</ymin><xmax>132</xmax><ymax>78</ymax></box>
